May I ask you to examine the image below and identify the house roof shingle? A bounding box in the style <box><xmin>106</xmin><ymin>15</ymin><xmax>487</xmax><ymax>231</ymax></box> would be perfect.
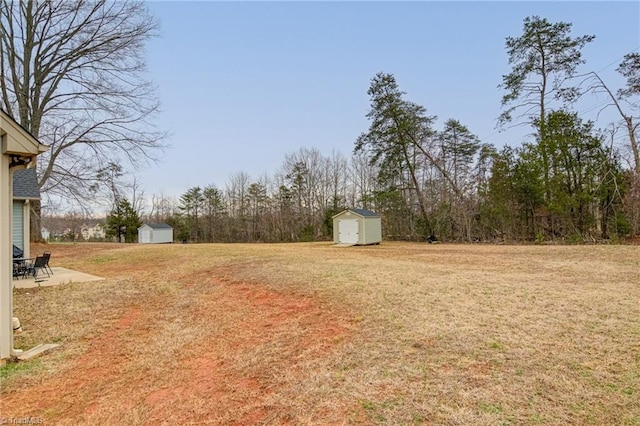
<box><xmin>13</xmin><ymin>168</ymin><xmax>41</xmax><ymax>200</ymax></box>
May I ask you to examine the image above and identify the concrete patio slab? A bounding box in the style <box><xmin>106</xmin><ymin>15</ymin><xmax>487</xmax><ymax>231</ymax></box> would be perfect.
<box><xmin>13</xmin><ymin>266</ymin><xmax>104</xmax><ymax>289</ymax></box>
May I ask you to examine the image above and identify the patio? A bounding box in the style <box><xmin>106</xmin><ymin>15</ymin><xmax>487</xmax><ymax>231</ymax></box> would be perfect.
<box><xmin>13</xmin><ymin>266</ymin><xmax>104</xmax><ymax>289</ymax></box>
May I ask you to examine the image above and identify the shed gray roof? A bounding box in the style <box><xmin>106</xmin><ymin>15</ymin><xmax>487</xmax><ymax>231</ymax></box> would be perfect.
<box><xmin>333</xmin><ymin>208</ymin><xmax>381</xmax><ymax>218</ymax></box>
<box><xmin>13</xmin><ymin>168</ymin><xmax>41</xmax><ymax>200</ymax></box>
<box><xmin>142</xmin><ymin>223</ymin><xmax>173</xmax><ymax>230</ymax></box>
<box><xmin>350</xmin><ymin>208</ymin><xmax>380</xmax><ymax>217</ymax></box>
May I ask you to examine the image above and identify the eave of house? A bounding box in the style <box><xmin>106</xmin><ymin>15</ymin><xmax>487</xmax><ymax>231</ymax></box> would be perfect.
<box><xmin>0</xmin><ymin>110</ymin><xmax>48</xmax><ymax>158</ymax></box>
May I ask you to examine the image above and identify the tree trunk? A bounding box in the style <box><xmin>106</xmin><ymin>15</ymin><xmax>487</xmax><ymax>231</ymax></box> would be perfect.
<box><xmin>29</xmin><ymin>199</ymin><xmax>44</xmax><ymax>243</ymax></box>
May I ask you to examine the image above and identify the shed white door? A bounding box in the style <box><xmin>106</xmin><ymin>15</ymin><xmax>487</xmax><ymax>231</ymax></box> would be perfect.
<box><xmin>139</xmin><ymin>229</ymin><xmax>151</xmax><ymax>244</ymax></box>
<box><xmin>338</xmin><ymin>219</ymin><xmax>359</xmax><ymax>244</ymax></box>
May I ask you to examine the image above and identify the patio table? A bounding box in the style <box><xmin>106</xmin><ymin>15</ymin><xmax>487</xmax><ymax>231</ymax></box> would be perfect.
<box><xmin>13</xmin><ymin>257</ymin><xmax>34</xmax><ymax>279</ymax></box>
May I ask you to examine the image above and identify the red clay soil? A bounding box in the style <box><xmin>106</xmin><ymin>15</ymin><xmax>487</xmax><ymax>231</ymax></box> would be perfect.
<box><xmin>1</xmin><ymin>266</ymin><xmax>352</xmax><ymax>424</ymax></box>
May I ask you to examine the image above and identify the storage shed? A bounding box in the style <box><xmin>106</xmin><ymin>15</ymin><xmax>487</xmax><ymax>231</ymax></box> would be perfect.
<box><xmin>138</xmin><ymin>223</ymin><xmax>173</xmax><ymax>244</ymax></box>
<box><xmin>332</xmin><ymin>208</ymin><xmax>382</xmax><ymax>245</ymax></box>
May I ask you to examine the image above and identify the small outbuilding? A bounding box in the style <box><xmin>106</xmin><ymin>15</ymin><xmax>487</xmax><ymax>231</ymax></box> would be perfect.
<box><xmin>332</xmin><ymin>208</ymin><xmax>382</xmax><ymax>246</ymax></box>
<box><xmin>138</xmin><ymin>223</ymin><xmax>173</xmax><ymax>244</ymax></box>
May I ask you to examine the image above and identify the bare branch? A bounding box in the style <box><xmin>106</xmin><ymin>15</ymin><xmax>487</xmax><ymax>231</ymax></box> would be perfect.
<box><xmin>1</xmin><ymin>0</ymin><xmax>166</xmax><ymax>208</ymax></box>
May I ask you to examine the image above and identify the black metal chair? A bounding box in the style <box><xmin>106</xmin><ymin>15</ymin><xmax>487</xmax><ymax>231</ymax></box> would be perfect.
<box><xmin>27</xmin><ymin>255</ymin><xmax>50</xmax><ymax>279</ymax></box>
<box><xmin>42</xmin><ymin>251</ymin><xmax>53</xmax><ymax>275</ymax></box>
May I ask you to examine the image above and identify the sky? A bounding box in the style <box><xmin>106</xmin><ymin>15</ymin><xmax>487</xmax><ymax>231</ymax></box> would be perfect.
<box><xmin>136</xmin><ymin>1</ymin><xmax>640</xmax><ymax>202</ymax></box>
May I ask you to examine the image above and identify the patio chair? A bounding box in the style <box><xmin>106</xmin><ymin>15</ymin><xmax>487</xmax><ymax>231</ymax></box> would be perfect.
<box><xmin>42</xmin><ymin>251</ymin><xmax>54</xmax><ymax>275</ymax></box>
<box><xmin>26</xmin><ymin>255</ymin><xmax>50</xmax><ymax>280</ymax></box>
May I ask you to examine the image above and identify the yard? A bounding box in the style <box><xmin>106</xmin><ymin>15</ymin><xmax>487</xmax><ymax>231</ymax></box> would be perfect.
<box><xmin>1</xmin><ymin>242</ymin><xmax>639</xmax><ymax>425</ymax></box>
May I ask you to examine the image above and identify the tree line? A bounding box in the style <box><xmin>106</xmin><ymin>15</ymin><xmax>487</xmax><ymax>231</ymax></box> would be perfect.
<box><xmin>139</xmin><ymin>16</ymin><xmax>637</xmax><ymax>244</ymax></box>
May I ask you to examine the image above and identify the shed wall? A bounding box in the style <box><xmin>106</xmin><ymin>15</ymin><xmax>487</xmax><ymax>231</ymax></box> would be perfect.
<box><xmin>153</xmin><ymin>229</ymin><xmax>173</xmax><ymax>243</ymax></box>
<box><xmin>362</xmin><ymin>216</ymin><xmax>382</xmax><ymax>245</ymax></box>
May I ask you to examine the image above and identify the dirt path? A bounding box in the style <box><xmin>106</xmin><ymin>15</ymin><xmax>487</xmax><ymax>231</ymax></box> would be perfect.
<box><xmin>2</xmin><ymin>264</ymin><xmax>353</xmax><ymax>424</ymax></box>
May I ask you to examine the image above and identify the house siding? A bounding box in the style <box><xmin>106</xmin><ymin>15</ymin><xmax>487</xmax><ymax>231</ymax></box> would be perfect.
<box><xmin>12</xmin><ymin>201</ymin><xmax>23</xmax><ymax>250</ymax></box>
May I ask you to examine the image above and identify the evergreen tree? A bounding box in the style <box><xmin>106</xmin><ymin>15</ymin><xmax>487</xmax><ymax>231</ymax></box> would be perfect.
<box><xmin>105</xmin><ymin>199</ymin><xmax>142</xmax><ymax>243</ymax></box>
<box><xmin>355</xmin><ymin>72</ymin><xmax>436</xmax><ymax>235</ymax></box>
<box><xmin>179</xmin><ymin>187</ymin><xmax>205</xmax><ymax>242</ymax></box>
<box><xmin>203</xmin><ymin>185</ymin><xmax>225</xmax><ymax>242</ymax></box>
<box><xmin>499</xmin><ymin>16</ymin><xmax>595</xmax><ymax>236</ymax></box>
<box><xmin>536</xmin><ymin>110</ymin><xmax>624</xmax><ymax>239</ymax></box>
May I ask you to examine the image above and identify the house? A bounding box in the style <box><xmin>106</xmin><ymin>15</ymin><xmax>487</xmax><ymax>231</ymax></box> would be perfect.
<box><xmin>1</xmin><ymin>108</ymin><xmax>48</xmax><ymax>362</ymax></box>
<box><xmin>138</xmin><ymin>223</ymin><xmax>173</xmax><ymax>244</ymax></box>
<box><xmin>40</xmin><ymin>215</ymin><xmax>105</xmax><ymax>242</ymax></box>
<box><xmin>80</xmin><ymin>220</ymin><xmax>106</xmax><ymax>241</ymax></box>
<box><xmin>12</xmin><ymin>168</ymin><xmax>40</xmax><ymax>258</ymax></box>
<box><xmin>332</xmin><ymin>208</ymin><xmax>382</xmax><ymax>245</ymax></box>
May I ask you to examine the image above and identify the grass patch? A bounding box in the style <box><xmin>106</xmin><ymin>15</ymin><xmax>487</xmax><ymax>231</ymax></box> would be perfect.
<box><xmin>0</xmin><ymin>358</ymin><xmax>43</xmax><ymax>389</ymax></box>
<box><xmin>479</xmin><ymin>402</ymin><xmax>503</xmax><ymax>414</ymax></box>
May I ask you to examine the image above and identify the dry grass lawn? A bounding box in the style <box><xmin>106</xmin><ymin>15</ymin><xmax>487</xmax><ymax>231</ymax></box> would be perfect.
<box><xmin>1</xmin><ymin>242</ymin><xmax>639</xmax><ymax>425</ymax></box>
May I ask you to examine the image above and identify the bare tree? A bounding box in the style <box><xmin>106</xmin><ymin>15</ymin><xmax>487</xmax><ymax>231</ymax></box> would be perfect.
<box><xmin>570</xmin><ymin>62</ymin><xmax>639</xmax><ymax>173</ymax></box>
<box><xmin>325</xmin><ymin>150</ymin><xmax>348</xmax><ymax>209</ymax></box>
<box><xmin>570</xmin><ymin>80</ymin><xmax>640</xmax><ymax>174</ymax></box>
<box><xmin>561</xmin><ymin>53</ymin><xmax>640</xmax><ymax>237</ymax></box>
<box><xmin>348</xmin><ymin>150</ymin><xmax>377</xmax><ymax>208</ymax></box>
<box><xmin>0</xmin><ymin>0</ymin><xmax>165</xmax><ymax>234</ymax></box>
<box><xmin>225</xmin><ymin>172</ymin><xmax>251</xmax><ymax>241</ymax></box>
<box><xmin>147</xmin><ymin>192</ymin><xmax>177</xmax><ymax>224</ymax></box>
